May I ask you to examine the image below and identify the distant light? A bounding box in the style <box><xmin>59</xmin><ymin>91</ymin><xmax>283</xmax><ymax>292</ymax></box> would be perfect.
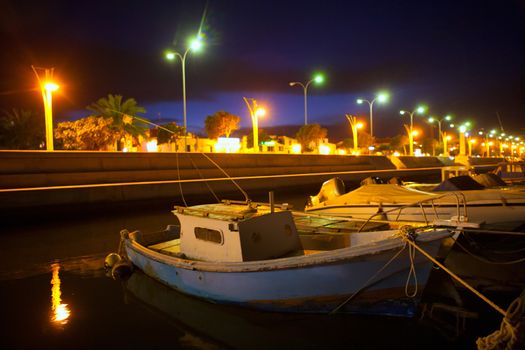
<box><xmin>313</xmin><ymin>74</ymin><xmax>324</xmax><ymax>84</ymax></box>
<box><xmin>214</xmin><ymin>137</ymin><xmax>241</xmax><ymax>153</ymax></box>
<box><xmin>122</xmin><ymin>147</ymin><xmax>129</xmax><ymax>152</ymax></box>
<box><xmin>356</xmin><ymin>98</ymin><xmax>364</xmax><ymax>104</ymax></box>
<box><xmin>478</xmin><ymin>131</ymin><xmax>483</xmax><ymax>135</ymax></box>
<box><xmin>165</xmin><ymin>51</ymin><xmax>175</xmax><ymax>60</ymax></box>
<box><xmin>44</xmin><ymin>82</ymin><xmax>59</xmax><ymax>91</ymax></box>
<box><xmin>490</xmin><ymin>129</ymin><xmax>497</xmax><ymax>134</ymax></box>
<box><xmin>356</xmin><ymin>122</ymin><xmax>364</xmax><ymax>129</ymax></box>
<box><xmin>146</xmin><ymin>140</ymin><xmax>158</xmax><ymax>152</ymax></box>
<box><xmin>393</xmin><ymin>151</ymin><xmax>401</xmax><ymax>157</ymax></box>
<box><xmin>459</xmin><ymin>125</ymin><xmax>467</xmax><ymax>133</ymax></box>
<box><xmin>428</xmin><ymin>117</ymin><xmax>435</xmax><ymax>123</ymax></box>
<box><xmin>470</xmin><ymin>139</ymin><xmax>477</xmax><ymax>144</ymax></box>
<box><xmin>449</xmin><ymin>123</ymin><xmax>455</xmax><ymax>128</ymax></box>
<box><xmin>368</xmin><ymin>146</ymin><xmax>375</xmax><ymax>151</ymax></box>
<box><xmin>445</xmin><ymin>115</ymin><xmax>452</xmax><ymax>121</ymax></box>
<box><xmin>291</xmin><ymin>144</ymin><xmax>302</xmax><ymax>154</ymax></box>
<box><xmin>416</xmin><ymin>106</ymin><xmax>426</xmax><ymax>114</ymax></box>
<box><xmin>337</xmin><ymin>149</ymin><xmax>347</xmax><ymax>155</ymax></box>
<box><xmin>319</xmin><ymin>144</ymin><xmax>331</xmax><ymax>155</ymax></box>
<box><xmin>399</xmin><ymin>110</ymin><xmax>406</xmax><ymax>115</ymax></box>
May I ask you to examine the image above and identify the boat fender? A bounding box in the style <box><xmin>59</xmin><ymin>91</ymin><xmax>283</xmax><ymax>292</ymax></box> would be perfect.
<box><xmin>111</xmin><ymin>260</ymin><xmax>133</xmax><ymax>280</ymax></box>
<box><xmin>104</xmin><ymin>253</ymin><xmax>122</xmax><ymax>270</ymax></box>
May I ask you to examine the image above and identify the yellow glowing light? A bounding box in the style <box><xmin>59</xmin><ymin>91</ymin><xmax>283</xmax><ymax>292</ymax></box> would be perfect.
<box><xmin>489</xmin><ymin>141</ymin><xmax>494</xmax><ymax>146</ymax></box>
<box><xmin>446</xmin><ymin>135</ymin><xmax>452</xmax><ymax>141</ymax></box>
<box><xmin>337</xmin><ymin>149</ymin><xmax>347</xmax><ymax>155</ymax></box>
<box><xmin>291</xmin><ymin>144</ymin><xmax>302</xmax><ymax>154</ymax></box>
<box><xmin>146</xmin><ymin>140</ymin><xmax>158</xmax><ymax>152</ymax></box>
<box><xmin>393</xmin><ymin>151</ymin><xmax>401</xmax><ymax>157</ymax></box>
<box><xmin>51</xmin><ymin>263</ymin><xmax>70</xmax><ymax>326</ymax></box>
<box><xmin>255</xmin><ymin>107</ymin><xmax>266</xmax><ymax>118</ymax></box>
<box><xmin>319</xmin><ymin>144</ymin><xmax>331</xmax><ymax>155</ymax></box>
<box><xmin>411</xmin><ymin>130</ymin><xmax>419</xmax><ymax>136</ymax></box>
<box><xmin>469</xmin><ymin>139</ymin><xmax>476</xmax><ymax>144</ymax></box>
<box><xmin>214</xmin><ymin>137</ymin><xmax>241</xmax><ymax>153</ymax></box>
<box><xmin>356</xmin><ymin>122</ymin><xmax>364</xmax><ymax>129</ymax></box>
<box><xmin>44</xmin><ymin>82</ymin><xmax>59</xmax><ymax>92</ymax></box>
<box><xmin>122</xmin><ymin>147</ymin><xmax>129</xmax><ymax>152</ymax></box>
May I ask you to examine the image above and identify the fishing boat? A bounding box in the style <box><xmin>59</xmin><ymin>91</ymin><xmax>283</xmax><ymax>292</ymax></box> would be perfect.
<box><xmin>114</xmin><ymin>200</ymin><xmax>454</xmax><ymax>317</ymax></box>
<box><xmin>305</xmin><ymin>177</ymin><xmax>525</xmax><ymax>224</ymax></box>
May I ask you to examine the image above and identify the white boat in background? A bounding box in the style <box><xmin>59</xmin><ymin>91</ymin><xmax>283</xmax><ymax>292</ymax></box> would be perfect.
<box><xmin>114</xmin><ymin>201</ymin><xmax>454</xmax><ymax>317</ymax></box>
<box><xmin>305</xmin><ymin>178</ymin><xmax>525</xmax><ymax>224</ymax></box>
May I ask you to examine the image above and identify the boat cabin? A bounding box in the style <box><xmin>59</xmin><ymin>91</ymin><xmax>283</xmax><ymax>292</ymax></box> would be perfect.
<box><xmin>173</xmin><ymin>203</ymin><xmax>303</xmax><ymax>263</ymax></box>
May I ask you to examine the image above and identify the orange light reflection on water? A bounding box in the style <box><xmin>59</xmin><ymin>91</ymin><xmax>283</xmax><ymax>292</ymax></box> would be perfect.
<box><xmin>51</xmin><ymin>263</ymin><xmax>70</xmax><ymax>325</ymax></box>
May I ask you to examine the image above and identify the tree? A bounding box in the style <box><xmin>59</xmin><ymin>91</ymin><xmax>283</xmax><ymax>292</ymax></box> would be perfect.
<box><xmin>157</xmin><ymin>122</ymin><xmax>185</xmax><ymax>145</ymax></box>
<box><xmin>295</xmin><ymin>124</ymin><xmax>327</xmax><ymax>152</ymax></box>
<box><xmin>0</xmin><ymin>109</ymin><xmax>45</xmax><ymax>149</ymax></box>
<box><xmin>204</xmin><ymin>111</ymin><xmax>241</xmax><ymax>139</ymax></box>
<box><xmin>54</xmin><ymin>116</ymin><xmax>116</xmax><ymax>150</ymax></box>
<box><xmin>87</xmin><ymin>94</ymin><xmax>148</xmax><ymax>146</ymax></box>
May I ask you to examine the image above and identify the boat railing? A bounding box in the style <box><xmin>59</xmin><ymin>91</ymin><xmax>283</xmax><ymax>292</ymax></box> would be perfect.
<box><xmin>359</xmin><ymin>191</ymin><xmax>469</xmax><ymax>229</ymax></box>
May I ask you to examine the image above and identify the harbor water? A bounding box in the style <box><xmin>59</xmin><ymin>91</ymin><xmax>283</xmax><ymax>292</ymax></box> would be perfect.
<box><xmin>0</xmin><ymin>189</ymin><xmax>512</xmax><ymax>349</ymax></box>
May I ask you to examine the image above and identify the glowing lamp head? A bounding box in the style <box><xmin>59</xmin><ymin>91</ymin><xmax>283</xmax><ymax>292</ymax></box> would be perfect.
<box><xmin>165</xmin><ymin>51</ymin><xmax>176</xmax><ymax>60</ymax></box>
<box><xmin>428</xmin><ymin>117</ymin><xmax>435</xmax><ymax>123</ymax></box>
<box><xmin>255</xmin><ymin>107</ymin><xmax>266</xmax><ymax>118</ymax></box>
<box><xmin>399</xmin><ymin>110</ymin><xmax>406</xmax><ymax>115</ymax></box>
<box><xmin>356</xmin><ymin>98</ymin><xmax>364</xmax><ymax>104</ymax></box>
<box><xmin>459</xmin><ymin>125</ymin><xmax>467</xmax><ymax>133</ymax></box>
<box><xmin>44</xmin><ymin>82</ymin><xmax>59</xmax><ymax>92</ymax></box>
<box><xmin>445</xmin><ymin>115</ymin><xmax>452</xmax><ymax>121</ymax></box>
<box><xmin>416</xmin><ymin>106</ymin><xmax>426</xmax><ymax>114</ymax></box>
<box><xmin>356</xmin><ymin>122</ymin><xmax>364</xmax><ymax>129</ymax></box>
<box><xmin>376</xmin><ymin>92</ymin><xmax>389</xmax><ymax>103</ymax></box>
<box><xmin>313</xmin><ymin>74</ymin><xmax>324</xmax><ymax>84</ymax></box>
<box><xmin>189</xmin><ymin>37</ymin><xmax>203</xmax><ymax>52</ymax></box>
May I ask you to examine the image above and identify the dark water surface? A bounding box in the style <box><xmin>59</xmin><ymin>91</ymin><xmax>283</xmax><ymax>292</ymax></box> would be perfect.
<box><xmin>0</xmin><ymin>190</ymin><xmax>504</xmax><ymax>349</ymax></box>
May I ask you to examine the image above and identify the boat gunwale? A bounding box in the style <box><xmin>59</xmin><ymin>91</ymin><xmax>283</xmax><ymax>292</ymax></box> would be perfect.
<box><xmin>125</xmin><ymin>228</ymin><xmax>451</xmax><ymax>273</ymax></box>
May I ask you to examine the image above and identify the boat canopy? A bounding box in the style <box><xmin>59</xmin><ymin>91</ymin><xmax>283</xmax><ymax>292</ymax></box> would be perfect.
<box><xmin>322</xmin><ymin>184</ymin><xmax>435</xmax><ymax>205</ymax></box>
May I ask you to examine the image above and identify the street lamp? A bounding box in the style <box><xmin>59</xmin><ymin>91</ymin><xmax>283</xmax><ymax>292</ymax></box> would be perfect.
<box><xmin>165</xmin><ymin>34</ymin><xmax>204</xmax><ymax>149</ymax></box>
<box><xmin>289</xmin><ymin>73</ymin><xmax>324</xmax><ymax>125</ymax></box>
<box><xmin>428</xmin><ymin>115</ymin><xmax>452</xmax><ymax>150</ymax></box>
<box><xmin>400</xmin><ymin>105</ymin><xmax>426</xmax><ymax>156</ymax></box>
<box><xmin>243</xmin><ymin>97</ymin><xmax>266</xmax><ymax>153</ymax></box>
<box><xmin>356</xmin><ymin>92</ymin><xmax>388</xmax><ymax>139</ymax></box>
<box><xmin>32</xmin><ymin>65</ymin><xmax>59</xmax><ymax>151</ymax></box>
<box><xmin>345</xmin><ymin>114</ymin><xmax>363</xmax><ymax>154</ymax></box>
<box><xmin>458</xmin><ymin>122</ymin><xmax>471</xmax><ymax>156</ymax></box>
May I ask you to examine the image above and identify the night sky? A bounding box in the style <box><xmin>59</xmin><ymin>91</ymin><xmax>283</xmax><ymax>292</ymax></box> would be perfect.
<box><xmin>1</xmin><ymin>0</ymin><xmax>524</xmax><ymax>139</ymax></box>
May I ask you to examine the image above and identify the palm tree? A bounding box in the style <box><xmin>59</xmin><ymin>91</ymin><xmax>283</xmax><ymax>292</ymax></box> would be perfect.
<box><xmin>87</xmin><ymin>94</ymin><xmax>148</xmax><ymax>147</ymax></box>
<box><xmin>0</xmin><ymin>109</ymin><xmax>45</xmax><ymax>149</ymax></box>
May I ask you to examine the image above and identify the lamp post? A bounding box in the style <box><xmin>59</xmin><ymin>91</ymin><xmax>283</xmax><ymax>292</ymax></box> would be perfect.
<box><xmin>345</xmin><ymin>114</ymin><xmax>363</xmax><ymax>154</ymax></box>
<box><xmin>400</xmin><ymin>106</ymin><xmax>426</xmax><ymax>156</ymax></box>
<box><xmin>428</xmin><ymin>115</ymin><xmax>452</xmax><ymax>150</ymax></box>
<box><xmin>443</xmin><ymin>132</ymin><xmax>451</xmax><ymax>156</ymax></box>
<box><xmin>458</xmin><ymin>122</ymin><xmax>471</xmax><ymax>156</ymax></box>
<box><xmin>243</xmin><ymin>97</ymin><xmax>266</xmax><ymax>153</ymax></box>
<box><xmin>468</xmin><ymin>137</ymin><xmax>476</xmax><ymax>156</ymax></box>
<box><xmin>289</xmin><ymin>74</ymin><xmax>324</xmax><ymax>125</ymax></box>
<box><xmin>356</xmin><ymin>92</ymin><xmax>389</xmax><ymax>139</ymax></box>
<box><xmin>165</xmin><ymin>35</ymin><xmax>204</xmax><ymax>150</ymax></box>
<box><xmin>32</xmin><ymin>65</ymin><xmax>59</xmax><ymax>151</ymax></box>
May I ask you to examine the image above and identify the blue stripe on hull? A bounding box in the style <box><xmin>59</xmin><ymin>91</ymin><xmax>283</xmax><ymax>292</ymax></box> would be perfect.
<box><xmin>126</xmin><ymin>239</ymin><xmax>442</xmax><ymax>316</ymax></box>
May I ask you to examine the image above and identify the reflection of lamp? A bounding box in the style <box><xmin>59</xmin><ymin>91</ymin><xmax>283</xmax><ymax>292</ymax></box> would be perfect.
<box><xmin>51</xmin><ymin>263</ymin><xmax>70</xmax><ymax>326</ymax></box>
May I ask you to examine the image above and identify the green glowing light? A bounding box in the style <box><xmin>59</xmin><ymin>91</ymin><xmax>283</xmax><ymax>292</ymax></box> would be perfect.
<box><xmin>377</xmin><ymin>92</ymin><xmax>389</xmax><ymax>103</ymax></box>
<box><xmin>416</xmin><ymin>106</ymin><xmax>426</xmax><ymax>114</ymax></box>
<box><xmin>313</xmin><ymin>74</ymin><xmax>324</xmax><ymax>84</ymax></box>
<box><xmin>165</xmin><ymin>51</ymin><xmax>176</xmax><ymax>60</ymax></box>
<box><xmin>445</xmin><ymin>115</ymin><xmax>452</xmax><ymax>121</ymax></box>
<box><xmin>428</xmin><ymin>117</ymin><xmax>435</xmax><ymax>123</ymax></box>
<box><xmin>356</xmin><ymin>99</ymin><xmax>364</xmax><ymax>104</ymax></box>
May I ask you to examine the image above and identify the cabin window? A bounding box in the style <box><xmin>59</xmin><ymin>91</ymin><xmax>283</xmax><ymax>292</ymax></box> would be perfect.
<box><xmin>194</xmin><ymin>227</ymin><xmax>223</xmax><ymax>244</ymax></box>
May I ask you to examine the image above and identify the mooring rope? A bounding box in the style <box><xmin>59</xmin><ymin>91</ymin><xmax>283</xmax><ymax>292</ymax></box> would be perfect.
<box><xmin>185</xmin><ymin>153</ymin><xmax>221</xmax><ymax>203</ymax></box>
<box><xmin>405</xmin><ymin>241</ymin><xmax>419</xmax><ymax>298</ymax></box>
<box><xmin>476</xmin><ymin>294</ymin><xmax>524</xmax><ymax>350</ymax></box>
<box><xmin>400</xmin><ymin>234</ymin><xmax>507</xmax><ymax>317</ymax></box>
<box><xmin>453</xmin><ymin>238</ymin><xmax>525</xmax><ymax>265</ymax></box>
<box><xmin>330</xmin><ymin>243</ymin><xmax>407</xmax><ymax>314</ymax></box>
